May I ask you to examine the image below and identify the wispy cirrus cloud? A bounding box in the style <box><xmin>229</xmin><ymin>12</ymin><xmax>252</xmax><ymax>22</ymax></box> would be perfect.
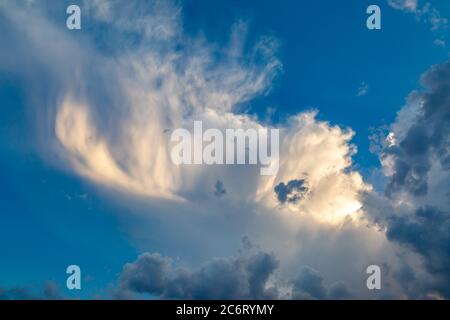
<box><xmin>357</xmin><ymin>82</ymin><xmax>369</xmax><ymax>97</ymax></box>
<box><xmin>387</xmin><ymin>0</ymin><xmax>448</xmax><ymax>32</ymax></box>
<box><xmin>387</xmin><ymin>0</ymin><xmax>418</xmax><ymax>12</ymax></box>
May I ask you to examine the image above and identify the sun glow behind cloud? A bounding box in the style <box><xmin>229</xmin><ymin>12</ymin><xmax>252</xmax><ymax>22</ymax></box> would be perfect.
<box><xmin>45</xmin><ymin>1</ymin><xmax>372</xmax><ymax>226</ymax></box>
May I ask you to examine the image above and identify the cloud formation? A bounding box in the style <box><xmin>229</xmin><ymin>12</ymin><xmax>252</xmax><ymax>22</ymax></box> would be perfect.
<box><xmin>116</xmin><ymin>238</ymin><xmax>357</xmax><ymax>300</ymax></box>
<box><xmin>357</xmin><ymin>82</ymin><xmax>369</xmax><ymax>97</ymax></box>
<box><xmin>381</xmin><ymin>61</ymin><xmax>450</xmax><ymax>200</ymax></box>
<box><xmin>0</xmin><ymin>281</ymin><xmax>62</xmax><ymax>300</ymax></box>
<box><xmin>2</xmin><ymin>0</ymin><xmax>448</xmax><ymax>300</ymax></box>
<box><xmin>386</xmin><ymin>206</ymin><xmax>450</xmax><ymax>297</ymax></box>
<box><xmin>387</xmin><ymin>0</ymin><xmax>448</xmax><ymax>32</ymax></box>
<box><xmin>368</xmin><ymin>60</ymin><xmax>450</xmax><ymax>298</ymax></box>
<box><xmin>387</xmin><ymin>0</ymin><xmax>418</xmax><ymax>12</ymax></box>
<box><xmin>116</xmin><ymin>238</ymin><xmax>280</xmax><ymax>299</ymax></box>
<box><xmin>0</xmin><ymin>0</ymin><xmax>370</xmax><ymax>226</ymax></box>
<box><xmin>292</xmin><ymin>266</ymin><xmax>351</xmax><ymax>300</ymax></box>
<box><xmin>0</xmin><ymin>0</ymin><xmax>391</xmax><ymax>300</ymax></box>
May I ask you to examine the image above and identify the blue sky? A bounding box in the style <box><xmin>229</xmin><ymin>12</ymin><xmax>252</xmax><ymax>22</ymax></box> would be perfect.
<box><xmin>1</xmin><ymin>0</ymin><xmax>450</xmax><ymax>299</ymax></box>
<box><xmin>182</xmin><ymin>0</ymin><xmax>450</xmax><ymax>169</ymax></box>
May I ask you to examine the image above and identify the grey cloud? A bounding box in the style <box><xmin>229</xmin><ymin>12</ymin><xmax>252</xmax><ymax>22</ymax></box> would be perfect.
<box><xmin>0</xmin><ymin>281</ymin><xmax>62</xmax><ymax>300</ymax></box>
<box><xmin>327</xmin><ymin>282</ymin><xmax>352</xmax><ymax>300</ymax></box>
<box><xmin>117</xmin><ymin>244</ymin><xmax>355</xmax><ymax>300</ymax></box>
<box><xmin>384</xmin><ymin>142</ymin><xmax>430</xmax><ymax>197</ymax></box>
<box><xmin>383</xmin><ymin>61</ymin><xmax>450</xmax><ymax>198</ymax></box>
<box><xmin>274</xmin><ymin>179</ymin><xmax>308</xmax><ymax>205</ymax></box>
<box><xmin>214</xmin><ymin>180</ymin><xmax>226</xmax><ymax>197</ymax></box>
<box><xmin>386</xmin><ymin>206</ymin><xmax>450</xmax><ymax>297</ymax></box>
<box><xmin>117</xmin><ymin>253</ymin><xmax>171</xmax><ymax>297</ymax></box>
<box><xmin>116</xmin><ymin>238</ymin><xmax>280</xmax><ymax>299</ymax></box>
<box><xmin>291</xmin><ymin>266</ymin><xmax>351</xmax><ymax>300</ymax></box>
<box><xmin>292</xmin><ymin>266</ymin><xmax>327</xmax><ymax>299</ymax></box>
<box><xmin>366</xmin><ymin>60</ymin><xmax>450</xmax><ymax>299</ymax></box>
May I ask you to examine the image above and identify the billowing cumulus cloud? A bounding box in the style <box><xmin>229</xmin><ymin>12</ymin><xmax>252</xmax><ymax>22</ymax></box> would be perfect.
<box><xmin>115</xmin><ymin>238</ymin><xmax>355</xmax><ymax>300</ymax></box>
<box><xmin>256</xmin><ymin>112</ymin><xmax>371</xmax><ymax>224</ymax></box>
<box><xmin>292</xmin><ymin>266</ymin><xmax>351</xmax><ymax>300</ymax></box>
<box><xmin>381</xmin><ymin>61</ymin><xmax>450</xmax><ymax>202</ymax></box>
<box><xmin>116</xmin><ymin>238</ymin><xmax>280</xmax><ymax>299</ymax></box>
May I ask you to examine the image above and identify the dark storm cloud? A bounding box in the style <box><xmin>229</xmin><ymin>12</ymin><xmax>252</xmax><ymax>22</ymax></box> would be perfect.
<box><xmin>371</xmin><ymin>60</ymin><xmax>450</xmax><ymax>298</ymax></box>
<box><xmin>274</xmin><ymin>179</ymin><xmax>308</xmax><ymax>204</ymax></box>
<box><xmin>116</xmin><ymin>241</ymin><xmax>355</xmax><ymax>300</ymax></box>
<box><xmin>386</xmin><ymin>206</ymin><xmax>450</xmax><ymax>297</ymax></box>
<box><xmin>384</xmin><ymin>126</ymin><xmax>431</xmax><ymax>197</ymax></box>
<box><xmin>383</xmin><ymin>61</ymin><xmax>450</xmax><ymax>197</ymax></box>
<box><xmin>291</xmin><ymin>266</ymin><xmax>351</xmax><ymax>300</ymax></box>
<box><xmin>116</xmin><ymin>238</ymin><xmax>280</xmax><ymax>299</ymax></box>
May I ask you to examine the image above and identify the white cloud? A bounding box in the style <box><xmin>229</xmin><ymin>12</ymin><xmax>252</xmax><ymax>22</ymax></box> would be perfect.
<box><xmin>84</xmin><ymin>0</ymin><xmax>182</xmax><ymax>40</ymax></box>
<box><xmin>387</xmin><ymin>0</ymin><xmax>448</xmax><ymax>32</ymax></box>
<box><xmin>356</xmin><ymin>82</ymin><xmax>369</xmax><ymax>97</ymax></box>
<box><xmin>255</xmin><ymin>111</ymin><xmax>371</xmax><ymax>225</ymax></box>
<box><xmin>387</xmin><ymin>0</ymin><xmax>418</xmax><ymax>12</ymax></box>
<box><xmin>433</xmin><ymin>38</ymin><xmax>446</xmax><ymax>47</ymax></box>
<box><xmin>1</xmin><ymin>0</ymin><xmax>431</xmax><ymax>299</ymax></box>
<box><xmin>420</xmin><ymin>2</ymin><xmax>448</xmax><ymax>31</ymax></box>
